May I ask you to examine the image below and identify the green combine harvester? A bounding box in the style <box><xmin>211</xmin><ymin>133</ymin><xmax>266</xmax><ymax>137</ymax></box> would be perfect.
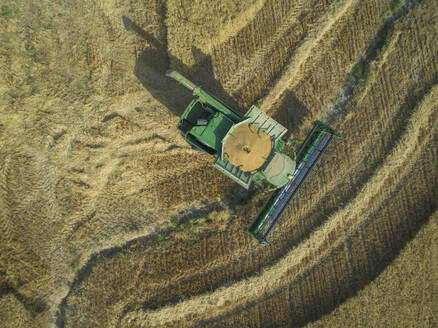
<box><xmin>167</xmin><ymin>71</ymin><xmax>339</xmax><ymax>245</ymax></box>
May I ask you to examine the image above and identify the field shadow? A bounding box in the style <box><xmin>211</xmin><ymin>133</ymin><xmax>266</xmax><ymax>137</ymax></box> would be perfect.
<box><xmin>122</xmin><ymin>16</ymin><xmax>242</xmax><ymax>117</ymax></box>
<box><xmin>272</xmin><ymin>90</ymin><xmax>309</xmax><ymax>139</ymax></box>
<box><xmin>0</xmin><ymin>283</ymin><xmax>46</xmax><ymax>317</ymax></box>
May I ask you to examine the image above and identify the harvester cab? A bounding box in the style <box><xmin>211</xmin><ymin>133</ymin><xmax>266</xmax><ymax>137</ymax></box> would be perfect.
<box><xmin>167</xmin><ymin>71</ymin><xmax>339</xmax><ymax>244</ymax></box>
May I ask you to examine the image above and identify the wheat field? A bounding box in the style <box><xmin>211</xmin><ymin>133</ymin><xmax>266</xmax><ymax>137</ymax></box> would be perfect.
<box><xmin>0</xmin><ymin>0</ymin><xmax>437</xmax><ymax>327</ymax></box>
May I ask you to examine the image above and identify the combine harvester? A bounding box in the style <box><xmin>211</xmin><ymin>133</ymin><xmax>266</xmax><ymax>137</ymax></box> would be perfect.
<box><xmin>167</xmin><ymin>71</ymin><xmax>339</xmax><ymax>245</ymax></box>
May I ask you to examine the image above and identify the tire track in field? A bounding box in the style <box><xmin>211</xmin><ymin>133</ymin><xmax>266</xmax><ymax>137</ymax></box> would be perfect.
<box><xmin>285</xmin><ymin>0</ymin><xmax>431</xmax><ymax>137</ymax></box>
<box><xmin>0</xmin><ymin>147</ymin><xmax>61</xmax><ymax>317</ymax></box>
<box><xmin>259</xmin><ymin>0</ymin><xmax>390</xmax><ymax>134</ymax></box>
<box><xmin>220</xmin><ymin>0</ymin><xmax>335</xmax><ymax>91</ymax></box>
<box><xmin>212</xmin><ymin>0</ymin><xmax>298</xmax><ymax>86</ymax></box>
<box><xmin>55</xmin><ymin>228</ymin><xmax>158</xmax><ymax>328</ymax></box>
<box><xmin>212</xmin><ymin>0</ymin><xmax>267</xmax><ymax>50</ymax></box>
<box><xmin>0</xmin><ymin>153</ymin><xmax>12</xmax><ymax>252</ymax></box>
<box><xmin>216</xmin><ymin>0</ymin><xmax>344</xmax><ymax>110</ymax></box>
<box><xmin>258</xmin><ymin>0</ymin><xmax>359</xmax><ymax>112</ymax></box>
<box><xmin>120</xmin><ymin>81</ymin><xmax>438</xmax><ymax>327</ymax></box>
<box><xmin>322</xmin><ymin>0</ymin><xmax>418</xmax><ymax>124</ymax></box>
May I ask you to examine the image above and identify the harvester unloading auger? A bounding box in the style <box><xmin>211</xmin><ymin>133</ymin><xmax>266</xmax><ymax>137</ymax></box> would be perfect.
<box><xmin>167</xmin><ymin>71</ymin><xmax>339</xmax><ymax>245</ymax></box>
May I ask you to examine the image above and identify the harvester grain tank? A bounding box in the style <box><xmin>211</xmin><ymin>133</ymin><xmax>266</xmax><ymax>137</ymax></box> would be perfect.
<box><xmin>167</xmin><ymin>71</ymin><xmax>339</xmax><ymax>244</ymax></box>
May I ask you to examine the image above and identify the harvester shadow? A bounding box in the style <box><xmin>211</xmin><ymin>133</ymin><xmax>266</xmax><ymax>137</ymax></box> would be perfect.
<box><xmin>272</xmin><ymin>90</ymin><xmax>309</xmax><ymax>140</ymax></box>
<box><xmin>122</xmin><ymin>16</ymin><xmax>242</xmax><ymax>117</ymax></box>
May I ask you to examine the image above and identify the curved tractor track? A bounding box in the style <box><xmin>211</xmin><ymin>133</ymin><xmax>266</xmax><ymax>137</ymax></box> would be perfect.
<box><xmin>0</xmin><ymin>0</ymin><xmax>436</xmax><ymax>327</ymax></box>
